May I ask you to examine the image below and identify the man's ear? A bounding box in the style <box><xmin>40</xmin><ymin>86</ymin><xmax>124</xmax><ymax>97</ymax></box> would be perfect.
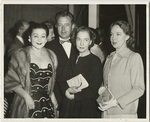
<box><xmin>18</xmin><ymin>28</ymin><xmax>22</xmax><ymax>35</ymax></box>
<box><xmin>72</xmin><ymin>23</ymin><xmax>75</xmax><ymax>31</ymax></box>
<box><xmin>55</xmin><ymin>24</ymin><xmax>57</xmax><ymax>28</ymax></box>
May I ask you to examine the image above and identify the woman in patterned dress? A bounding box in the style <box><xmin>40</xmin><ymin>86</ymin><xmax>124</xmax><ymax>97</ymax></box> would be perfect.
<box><xmin>4</xmin><ymin>22</ymin><xmax>58</xmax><ymax>118</ymax></box>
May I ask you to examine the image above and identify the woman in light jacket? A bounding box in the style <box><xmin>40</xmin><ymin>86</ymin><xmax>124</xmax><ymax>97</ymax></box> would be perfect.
<box><xmin>98</xmin><ymin>20</ymin><xmax>145</xmax><ymax>118</ymax></box>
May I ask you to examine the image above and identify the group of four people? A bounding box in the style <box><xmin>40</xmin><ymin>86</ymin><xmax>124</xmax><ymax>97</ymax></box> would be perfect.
<box><xmin>4</xmin><ymin>11</ymin><xmax>145</xmax><ymax>118</ymax></box>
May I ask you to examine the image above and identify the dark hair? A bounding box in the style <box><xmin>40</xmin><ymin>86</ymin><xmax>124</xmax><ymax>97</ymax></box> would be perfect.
<box><xmin>110</xmin><ymin>20</ymin><xmax>134</xmax><ymax>51</ymax></box>
<box><xmin>96</xmin><ymin>27</ymin><xmax>106</xmax><ymax>44</ymax></box>
<box><xmin>13</xmin><ymin>19</ymin><xmax>28</xmax><ymax>35</ymax></box>
<box><xmin>28</xmin><ymin>22</ymin><xmax>49</xmax><ymax>37</ymax></box>
<box><xmin>74</xmin><ymin>26</ymin><xmax>96</xmax><ymax>49</ymax></box>
<box><xmin>55</xmin><ymin>11</ymin><xmax>74</xmax><ymax>24</ymax></box>
<box><xmin>90</xmin><ymin>27</ymin><xmax>100</xmax><ymax>45</ymax></box>
<box><xmin>41</xmin><ymin>20</ymin><xmax>54</xmax><ymax>29</ymax></box>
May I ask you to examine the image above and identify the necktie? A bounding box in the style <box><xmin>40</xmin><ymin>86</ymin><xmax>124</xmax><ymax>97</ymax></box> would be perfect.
<box><xmin>59</xmin><ymin>39</ymin><xmax>70</xmax><ymax>44</ymax></box>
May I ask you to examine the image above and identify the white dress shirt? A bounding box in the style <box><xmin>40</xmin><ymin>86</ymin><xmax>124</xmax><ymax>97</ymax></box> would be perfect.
<box><xmin>59</xmin><ymin>37</ymin><xmax>71</xmax><ymax>58</ymax></box>
<box><xmin>16</xmin><ymin>35</ymin><xmax>24</xmax><ymax>44</ymax></box>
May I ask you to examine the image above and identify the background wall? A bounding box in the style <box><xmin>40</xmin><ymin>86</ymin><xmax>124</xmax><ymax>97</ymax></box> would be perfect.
<box><xmin>4</xmin><ymin>5</ymin><xmax>68</xmax><ymax>33</ymax></box>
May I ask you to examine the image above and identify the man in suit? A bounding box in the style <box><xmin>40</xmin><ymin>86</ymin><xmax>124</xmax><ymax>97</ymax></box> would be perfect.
<box><xmin>45</xmin><ymin>11</ymin><xmax>78</xmax><ymax>116</ymax></box>
<box><xmin>7</xmin><ymin>19</ymin><xmax>29</xmax><ymax>58</ymax></box>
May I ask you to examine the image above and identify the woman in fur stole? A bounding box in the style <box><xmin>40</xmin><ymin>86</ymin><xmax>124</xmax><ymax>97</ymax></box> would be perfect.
<box><xmin>4</xmin><ymin>22</ymin><xmax>58</xmax><ymax>118</ymax></box>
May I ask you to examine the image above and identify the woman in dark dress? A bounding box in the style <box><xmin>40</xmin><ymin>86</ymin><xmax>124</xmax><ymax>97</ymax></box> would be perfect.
<box><xmin>59</xmin><ymin>26</ymin><xmax>103</xmax><ymax>118</ymax></box>
<box><xmin>4</xmin><ymin>22</ymin><xmax>58</xmax><ymax>118</ymax></box>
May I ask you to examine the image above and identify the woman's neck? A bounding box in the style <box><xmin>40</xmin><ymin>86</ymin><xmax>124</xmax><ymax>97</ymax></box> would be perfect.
<box><xmin>30</xmin><ymin>46</ymin><xmax>44</xmax><ymax>57</ymax></box>
<box><xmin>79</xmin><ymin>50</ymin><xmax>91</xmax><ymax>57</ymax></box>
<box><xmin>116</xmin><ymin>45</ymin><xmax>128</xmax><ymax>54</ymax></box>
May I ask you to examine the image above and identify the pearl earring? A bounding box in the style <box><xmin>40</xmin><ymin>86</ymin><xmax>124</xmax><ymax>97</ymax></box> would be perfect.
<box><xmin>28</xmin><ymin>38</ymin><xmax>31</xmax><ymax>42</ymax></box>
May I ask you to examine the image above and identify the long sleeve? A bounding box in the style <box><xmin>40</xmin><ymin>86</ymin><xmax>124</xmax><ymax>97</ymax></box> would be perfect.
<box><xmin>57</xmin><ymin>60</ymin><xmax>72</xmax><ymax>95</ymax></box>
<box><xmin>117</xmin><ymin>53</ymin><xmax>145</xmax><ymax>109</ymax></box>
<box><xmin>74</xmin><ymin>57</ymin><xmax>103</xmax><ymax>101</ymax></box>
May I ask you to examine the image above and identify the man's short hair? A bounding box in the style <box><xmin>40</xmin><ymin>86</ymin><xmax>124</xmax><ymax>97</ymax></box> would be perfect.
<box><xmin>55</xmin><ymin>11</ymin><xmax>74</xmax><ymax>24</ymax></box>
<box><xmin>41</xmin><ymin>20</ymin><xmax>54</xmax><ymax>29</ymax></box>
<box><xmin>13</xmin><ymin>19</ymin><xmax>28</xmax><ymax>35</ymax></box>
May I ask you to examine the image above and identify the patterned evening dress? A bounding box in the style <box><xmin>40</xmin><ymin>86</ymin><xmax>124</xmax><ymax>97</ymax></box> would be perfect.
<box><xmin>29</xmin><ymin>63</ymin><xmax>55</xmax><ymax>118</ymax></box>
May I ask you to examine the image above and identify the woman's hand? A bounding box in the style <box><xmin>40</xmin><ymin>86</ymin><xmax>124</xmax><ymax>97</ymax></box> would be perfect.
<box><xmin>98</xmin><ymin>86</ymin><xmax>106</xmax><ymax>95</ymax></box>
<box><xmin>98</xmin><ymin>98</ymin><xmax>118</xmax><ymax>111</ymax></box>
<box><xmin>65</xmin><ymin>89</ymin><xmax>74</xmax><ymax>100</ymax></box>
<box><xmin>65</xmin><ymin>87</ymin><xmax>81</xmax><ymax>100</ymax></box>
<box><xmin>14</xmin><ymin>87</ymin><xmax>35</xmax><ymax>111</ymax></box>
<box><xmin>67</xmin><ymin>86</ymin><xmax>81</xmax><ymax>94</ymax></box>
<box><xmin>24</xmin><ymin>94</ymin><xmax>35</xmax><ymax>111</ymax></box>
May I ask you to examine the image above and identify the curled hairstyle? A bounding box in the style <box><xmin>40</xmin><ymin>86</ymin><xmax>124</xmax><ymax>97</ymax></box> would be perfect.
<box><xmin>28</xmin><ymin>22</ymin><xmax>49</xmax><ymax>37</ymax></box>
<box><xmin>55</xmin><ymin>11</ymin><xmax>74</xmax><ymax>24</ymax></box>
<box><xmin>110</xmin><ymin>20</ymin><xmax>135</xmax><ymax>51</ymax></box>
<box><xmin>74</xmin><ymin>26</ymin><xmax>96</xmax><ymax>49</ymax></box>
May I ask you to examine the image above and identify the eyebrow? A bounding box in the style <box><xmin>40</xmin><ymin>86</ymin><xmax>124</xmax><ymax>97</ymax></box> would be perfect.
<box><xmin>32</xmin><ymin>33</ymin><xmax>46</xmax><ymax>35</ymax></box>
<box><xmin>110</xmin><ymin>31</ymin><xmax>122</xmax><ymax>34</ymax></box>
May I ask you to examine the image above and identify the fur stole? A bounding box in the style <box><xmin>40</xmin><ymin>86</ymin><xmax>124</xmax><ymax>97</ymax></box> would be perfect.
<box><xmin>4</xmin><ymin>46</ymin><xmax>58</xmax><ymax>117</ymax></box>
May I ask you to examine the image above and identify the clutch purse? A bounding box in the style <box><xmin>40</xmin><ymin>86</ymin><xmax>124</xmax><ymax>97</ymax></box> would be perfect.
<box><xmin>96</xmin><ymin>87</ymin><xmax>114</xmax><ymax>107</ymax></box>
<box><xmin>66</xmin><ymin>74</ymin><xmax>89</xmax><ymax>90</ymax></box>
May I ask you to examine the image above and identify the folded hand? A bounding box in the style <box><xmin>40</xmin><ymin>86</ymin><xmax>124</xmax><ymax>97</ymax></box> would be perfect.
<box><xmin>65</xmin><ymin>87</ymin><xmax>82</xmax><ymax>100</ymax></box>
<box><xmin>98</xmin><ymin>98</ymin><xmax>118</xmax><ymax>111</ymax></box>
<box><xmin>68</xmin><ymin>86</ymin><xmax>82</xmax><ymax>94</ymax></box>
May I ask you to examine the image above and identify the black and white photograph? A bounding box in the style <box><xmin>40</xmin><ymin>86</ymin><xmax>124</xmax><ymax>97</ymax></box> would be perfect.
<box><xmin>1</xmin><ymin>1</ymin><xmax>149</xmax><ymax>122</ymax></box>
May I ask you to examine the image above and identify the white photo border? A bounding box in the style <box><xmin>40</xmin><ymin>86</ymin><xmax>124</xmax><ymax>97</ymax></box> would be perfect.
<box><xmin>1</xmin><ymin>1</ymin><xmax>149</xmax><ymax>122</ymax></box>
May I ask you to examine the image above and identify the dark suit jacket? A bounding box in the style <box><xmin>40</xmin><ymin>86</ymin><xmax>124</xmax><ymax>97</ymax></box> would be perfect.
<box><xmin>5</xmin><ymin>37</ymin><xmax>25</xmax><ymax>75</ymax></box>
<box><xmin>7</xmin><ymin>37</ymin><xmax>24</xmax><ymax>58</ymax></box>
<box><xmin>45</xmin><ymin>37</ymin><xmax>79</xmax><ymax>109</ymax></box>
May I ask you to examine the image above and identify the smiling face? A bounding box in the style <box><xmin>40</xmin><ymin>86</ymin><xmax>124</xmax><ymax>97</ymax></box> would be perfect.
<box><xmin>110</xmin><ymin>25</ymin><xmax>129</xmax><ymax>51</ymax></box>
<box><xmin>57</xmin><ymin>16</ymin><xmax>72</xmax><ymax>39</ymax></box>
<box><xmin>29</xmin><ymin>28</ymin><xmax>47</xmax><ymax>50</ymax></box>
<box><xmin>76</xmin><ymin>31</ymin><xmax>92</xmax><ymax>56</ymax></box>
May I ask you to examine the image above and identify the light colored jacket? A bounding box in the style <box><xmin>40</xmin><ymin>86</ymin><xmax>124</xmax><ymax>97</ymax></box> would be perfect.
<box><xmin>103</xmin><ymin>48</ymin><xmax>145</xmax><ymax>115</ymax></box>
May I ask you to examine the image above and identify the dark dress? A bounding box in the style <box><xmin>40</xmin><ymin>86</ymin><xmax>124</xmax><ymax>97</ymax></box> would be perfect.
<box><xmin>59</xmin><ymin>53</ymin><xmax>103</xmax><ymax>118</ymax></box>
<box><xmin>29</xmin><ymin>63</ymin><xmax>55</xmax><ymax>118</ymax></box>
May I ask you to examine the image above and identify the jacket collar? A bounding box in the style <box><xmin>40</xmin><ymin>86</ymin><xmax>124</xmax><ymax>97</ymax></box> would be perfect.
<box><xmin>108</xmin><ymin>48</ymin><xmax>132</xmax><ymax>59</ymax></box>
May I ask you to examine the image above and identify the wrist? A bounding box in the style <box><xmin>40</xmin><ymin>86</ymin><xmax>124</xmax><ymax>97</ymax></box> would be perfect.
<box><xmin>23</xmin><ymin>91</ymin><xmax>30</xmax><ymax>100</ymax></box>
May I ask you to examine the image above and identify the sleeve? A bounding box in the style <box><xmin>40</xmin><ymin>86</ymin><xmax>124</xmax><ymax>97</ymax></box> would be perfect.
<box><xmin>74</xmin><ymin>57</ymin><xmax>103</xmax><ymax>101</ymax></box>
<box><xmin>57</xmin><ymin>60</ymin><xmax>71</xmax><ymax>95</ymax></box>
<box><xmin>117</xmin><ymin>53</ymin><xmax>145</xmax><ymax>109</ymax></box>
<box><xmin>4</xmin><ymin>54</ymin><xmax>22</xmax><ymax>93</ymax></box>
<box><xmin>54</xmin><ymin>58</ymin><xmax>71</xmax><ymax>109</ymax></box>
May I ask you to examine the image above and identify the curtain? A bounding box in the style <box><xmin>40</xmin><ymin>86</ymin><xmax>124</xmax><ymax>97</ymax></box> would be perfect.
<box><xmin>125</xmin><ymin>5</ymin><xmax>137</xmax><ymax>49</ymax></box>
